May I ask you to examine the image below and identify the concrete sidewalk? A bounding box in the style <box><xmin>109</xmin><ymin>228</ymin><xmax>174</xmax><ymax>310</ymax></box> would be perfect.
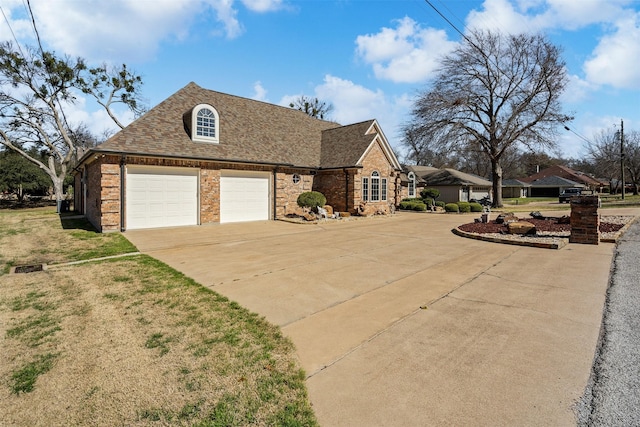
<box><xmin>125</xmin><ymin>209</ymin><xmax>639</xmax><ymax>426</ymax></box>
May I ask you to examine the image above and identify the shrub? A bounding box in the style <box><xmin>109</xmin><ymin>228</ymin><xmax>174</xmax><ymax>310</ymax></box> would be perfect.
<box><xmin>420</xmin><ymin>188</ymin><xmax>440</xmax><ymax>200</ymax></box>
<box><xmin>424</xmin><ymin>198</ymin><xmax>434</xmax><ymax>208</ymax></box>
<box><xmin>435</xmin><ymin>201</ymin><xmax>445</xmax><ymax>208</ymax></box>
<box><xmin>297</xmin><ymin>191</ymin><xmax>326</xmax><ymax>209</ymax></box>
<box><xmin>399</xmin><ymin>200</ymin><xmax>427</xmax><ymax>211</ymax></box>
<box><xmin>457</xmin><ymin>202</ymin><xmax>471</xmax><ymax>213</ymax></box>
<box><xmin>444</xmin><ymin>203</ymin><xmax>459</xmax><ymax>213</ymax></box>
<box><xmin>401</xmin><ymin>197</ymin><xmax>423</xmax><ymax>203</ymax></box>
<box><xmin>469</xmin><ymin>202</ymin><xmax>483</xmax><ymax>212</ymax></box>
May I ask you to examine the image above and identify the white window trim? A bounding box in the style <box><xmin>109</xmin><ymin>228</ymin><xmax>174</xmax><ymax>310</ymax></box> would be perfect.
<box><xmin>381</xmin><ymin>178</ymin><xmax>387</xmax><ymax>201</ymax></box>
<box><xmin>371</xmin><ymin>171</ymin><xmax>380</xmax><ymax>202</ymax></box>
<box><xmin>192</xmin><ymin>104</ymin><xmax>220</xmax><ymax>144</ymax></box>
<box><xmin>362</xmin><ymin>177</ymin><xmax>369</xmax><ymax>202</ymax></box>
<box><xmin>408</xmin><ymin>172</ymin><xmax>415</xmax><ymax>198</ymax></box>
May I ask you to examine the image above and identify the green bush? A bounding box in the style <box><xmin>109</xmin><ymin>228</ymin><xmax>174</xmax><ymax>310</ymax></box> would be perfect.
<box><xmin>424</xmin><ymin>198</ymin><xmax>434</xmax><ymax>208</ymax></box>
<box><xmin>399</xmin><ymin>200</ymin><xmax>427</xmax><ymax>211</ymax></box>
<box><xmin>444</xmin><ymin>203</ymin><xmax>459</xmax><ymax>213</ymax></box>
<box><xmin>469</xmin><ymin>202</ymin><xmax>483</xmax><ymax>212</ymax></box>
<box><xmin>401</xmin><ymin>197</ymin><xmax>423</xmax><ymax>203</ymax></box>
<box><xmin>457</xmin><ymin>202</ymin><xmax>471</xmax><ymax>213</ymax></box>
<box><xmin>435</xmin><ymin>201</ymin><xmax>445</xmax><ymax>208</ymax></box>
<box><xmin>420</xmin><ymin>188</ymin><xmax>440</xmax><ymax>200</ymax></box>
<box><xmin>297</xmin><ymin>191</ymin><xmax>326</xmax><ymax>209</ymax></box>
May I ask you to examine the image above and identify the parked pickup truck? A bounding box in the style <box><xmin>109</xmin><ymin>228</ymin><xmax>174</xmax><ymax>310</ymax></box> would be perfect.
<box><xmin>559</xmin><ymin>187</ymin><xmax>582</xmax><ymax>203</ymax></box>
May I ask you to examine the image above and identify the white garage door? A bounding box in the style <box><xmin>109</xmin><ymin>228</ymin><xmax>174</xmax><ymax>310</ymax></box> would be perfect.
<box><xmin>126</xmin><ymin>166</ymin><xmax>198</xmax><ymax>230</ymax></box>
<box><xmin>220</xmin><ymin>172</ymin><xmax>270</xmax><ymax>223</ymax></box>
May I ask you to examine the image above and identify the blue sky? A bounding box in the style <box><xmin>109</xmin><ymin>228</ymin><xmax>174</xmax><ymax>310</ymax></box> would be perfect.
<box><xmin>1</xmin><ymin>0</ymin><xmax>639</xmax><ymax>163</ymax></box>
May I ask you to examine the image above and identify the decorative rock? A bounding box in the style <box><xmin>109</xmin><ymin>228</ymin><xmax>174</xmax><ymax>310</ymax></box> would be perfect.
<box><xmin>508</xmin><ymin>221</ymin><xmax>537</xmax><ymax>235</ymax></box>
<box><xmin>323</xmin><ymin>205</ymin><xmax>334</xmax><ymax>216</ymax></box>
<box><xmin>302</xmin><ymin>213</ymin><xmax>316</xmax><ymax>221</ymax></box>
<box><xmin>496</xmin><ymin>213</ymin><xmax>518</xmax><ymax>224</ymax></box>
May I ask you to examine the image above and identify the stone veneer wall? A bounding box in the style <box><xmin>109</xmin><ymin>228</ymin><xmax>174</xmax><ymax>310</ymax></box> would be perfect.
<box><xmin>355</xmin><ymin>141</ymin><xmax>399</xmax><ymax>215</ymax></box>
<box><xmin>276</xmin><ymin>168</ymin><xmax>315</xmax><ymax>218</ymax></box>
<box><xmin>569</xmin><ymin>195</ymin><xmax>600</xmax><ymax>245</ymax></box>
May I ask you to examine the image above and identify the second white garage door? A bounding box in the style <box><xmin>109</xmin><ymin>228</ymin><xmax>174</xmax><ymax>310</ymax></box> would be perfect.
<box><xmin>220</xmin><ymin>172</ymin><xmax>270</xmax><ymax>223</ymax></box>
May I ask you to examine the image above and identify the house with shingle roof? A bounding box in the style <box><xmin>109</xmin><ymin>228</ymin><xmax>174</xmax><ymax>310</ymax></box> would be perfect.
<box><xmin>520</xmin><ymin>164</ymin><xmax>605</xmax><ymax>197</ymax></box>
<box><xmin>73</xmin><ymin>82</ymin><xmax>402</xmax><ymax>231</ymax></box>
<box><xmin>398</xmin><ymin>167</ymin><xmax>492</xmax><ymax>203</ymax></box>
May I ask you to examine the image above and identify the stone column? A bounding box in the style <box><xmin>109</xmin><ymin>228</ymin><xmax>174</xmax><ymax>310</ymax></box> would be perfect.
<box><xmin>569</xmin><ymin>196</ymin><xmax>600</xmax><ymax>245</ymax></box>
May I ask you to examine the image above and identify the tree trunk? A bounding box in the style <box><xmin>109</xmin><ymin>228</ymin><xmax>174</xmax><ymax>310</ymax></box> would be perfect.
<box><xmin>491</xmin><ymin>159</ymin><xmax>503</xmax><ymax>208</ymax></box>
<box><xmin>51</xmin><ymin>175</ymin><xmax>65</xmax><ymax>213</ymax></box>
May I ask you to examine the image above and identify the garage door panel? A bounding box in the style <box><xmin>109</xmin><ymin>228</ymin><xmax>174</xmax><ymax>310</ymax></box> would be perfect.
<box><xmin>126</xmin><ymin>167</ymin><xmax>198</xmax><ymax>230</ymax></box>
<box><xmin>220</xmin><ymin>175</ymin><xmax>269</xmax><ymax>223</ymax></box>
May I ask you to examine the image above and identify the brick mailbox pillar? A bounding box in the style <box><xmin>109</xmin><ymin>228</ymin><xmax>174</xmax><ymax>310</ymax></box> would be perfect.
<box><xmin>569</xmin><ymin>196</ymin><xmax>600</xmax><ymax>245</ymax></box>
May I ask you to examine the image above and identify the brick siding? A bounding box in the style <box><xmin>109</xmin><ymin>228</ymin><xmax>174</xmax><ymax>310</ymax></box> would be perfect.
<box><xmin>569</xmin><ymin>196</ymin><xmax>600</xmax><ymax>244</ymax></box>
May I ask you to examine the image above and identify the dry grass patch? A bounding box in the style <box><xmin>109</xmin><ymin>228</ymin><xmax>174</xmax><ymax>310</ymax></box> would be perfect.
<box><xmin>0</xmin><ymin>209</ymin><xmax>317</xmax><ymax>426</ymax></box>
<box><xmin>0</xmin><ymin>209</ymin><xmax>136</xmax><ymax>274</ymax></box>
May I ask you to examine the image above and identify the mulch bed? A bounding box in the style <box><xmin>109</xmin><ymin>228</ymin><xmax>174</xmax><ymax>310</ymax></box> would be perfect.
<box><xmin>458</xmin><ymin>217</ymin><xmax>625</xmax><ymax>235</ymax></box>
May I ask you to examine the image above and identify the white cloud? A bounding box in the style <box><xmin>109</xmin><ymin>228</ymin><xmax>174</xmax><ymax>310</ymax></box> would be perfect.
<box><xmin>241</xmin><ymin>0</ymin><xmax>283</xmax><ymax>13</ymax></box>
<box><xmin>0</xmin><ymin>0</ymin><xmax>282</xmax><ymax>63</ymax></box>
<box><xmin>314</xmin><ymin>75</ymin><xmax>386</xmax><ymax>125</ymax></box>
<box><xmin>60</xmin><ymin>92</ymin><xmax>135</xmax><ymax>140</ymax></box>
<box><xmin>251</xmin><ymin>81</ymin><xmax>268</xmax><ymax>101</ymax></box>
<box><xmin>561</xmin><ymin>74</ymin><xmax>598</xmax><ymax>104</ymax></box>
<box><xmin>466</xmin><ymin>0</ymin><xmax>535</xmax><ymax>33</ymax></box>
<box><xmin>466</xmin><ymin>0</ymin><xmax>625</xmax><ymax>33</ymax></box>
<box><xmin>584</xmin><ymin>12</ymin><xmax>640</xmax><ymax>89</ymax></box>
<box><xmin>355</xmin><ymin>17</ymin><xmax>457</xmax><ymax>83</ymax></box>
<box><xmin>283</xmin><ymin>75</ymin><xmax>411</xmax><ymax>152</ymax></box>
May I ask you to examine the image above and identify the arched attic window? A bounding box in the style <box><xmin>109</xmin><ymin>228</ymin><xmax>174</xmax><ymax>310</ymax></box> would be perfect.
<box><xmin>192</xmin><ymin>104</ymin><xmax>219</xmax><ymax>143</ymax></box>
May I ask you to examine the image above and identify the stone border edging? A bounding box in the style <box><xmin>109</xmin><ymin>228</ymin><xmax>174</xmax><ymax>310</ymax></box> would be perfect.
<box><xmin>452</xmin><ymin>227</ymin><xmax>566</xmax><ymax>250</ymax></box>
<box><xmin>600</xmin><ymin>216</ymin><xmax>639</xmax><ymax>243</ymax></box>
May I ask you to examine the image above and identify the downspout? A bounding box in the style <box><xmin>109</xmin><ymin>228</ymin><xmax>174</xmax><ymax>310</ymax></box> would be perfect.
<box><xmin>344</xmin><ymin>168</ymin><xmax>349</xmax><ymax>213</ymax></box>
<box><xmin>120</xmin><ymin>155</ymin><xmax>126</xmax><ymax>232</ymax></box>
<box><xmin>273</xmin><ymin>167</ymin><xmax>278</xmax><ymax>220</ymax></box>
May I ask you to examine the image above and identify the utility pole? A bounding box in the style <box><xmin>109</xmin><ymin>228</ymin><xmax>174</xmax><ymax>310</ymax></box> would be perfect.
<box><xmin>621</xmin><ymin>119</ymin><xmax>625</xmax><ymax>200</ymax></box>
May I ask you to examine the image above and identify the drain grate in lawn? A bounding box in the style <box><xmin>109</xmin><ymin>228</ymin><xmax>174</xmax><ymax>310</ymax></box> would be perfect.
<box><xmin>12</xmin><ymin>264</ymin><xmax>46</xmax><ymax>274</ymax></box>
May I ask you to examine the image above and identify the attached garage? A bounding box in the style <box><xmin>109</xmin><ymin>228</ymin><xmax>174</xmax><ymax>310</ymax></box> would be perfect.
<box><xmin>220</xmin><ymin>171</ymin><xmax>270</xmax><ymax>223</ymax></box>
<box><xmin>126</xmin><ymin>166</ymin><xmax>199</xmax><ymax>230</ymax></box>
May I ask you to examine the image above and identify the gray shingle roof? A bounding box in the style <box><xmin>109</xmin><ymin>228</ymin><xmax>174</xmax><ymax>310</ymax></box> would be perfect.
<box><xmin>503</xmin><ymin>179</ymin><xmax>532</xmax><ymax>187</ymax></box>
<box><xmin>529</xmin><ymin>175</ymin><xmax>583</xmax><ymax>187</ymax></box>
<box><xmin>423</xmin><ymin>168</ymin><xmax>492</xmax><ymax>186</ymax></box>
<box><xmin>319</xmin><ymin>120</ymin><xmax>379</xmax><ymax>169</ymax></box>
<box><xmin>93</xmin><ymin>82</ymin><xmax>376</xmax><ymax>168</ymax></box>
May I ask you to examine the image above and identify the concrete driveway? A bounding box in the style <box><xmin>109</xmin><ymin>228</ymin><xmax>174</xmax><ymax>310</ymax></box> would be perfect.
<box><xmin>125</xmin><ymin>211</ymin><xmax>626</xmax><ymax>426</ymax></box>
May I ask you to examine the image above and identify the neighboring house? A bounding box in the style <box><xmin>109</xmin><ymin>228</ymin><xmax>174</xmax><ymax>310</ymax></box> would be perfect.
<box><xmin>399</xmin><ymin>165</ymin><xmax>439</xmax><ymax>199</ymax></box>
<box><xmin>527</xmin><ymin>175</ymin><xmax>584</xmax><ymax>197</ymax></box>
<box><xmin>406</xmin><ymin>168</ymin><xmax>492</xmax><ymax>203</ymax></box>
<box><xmin>502</xmin><ymin>179</ymin><xmax>531</xmax><ymax>198</ymax></box>
<box><xmin>74</xmin><ymin>82</ymin><xmax>402</xmax><ymax>232</ymax></box>
<box><xmin>521</xmin><ymin>165</ymin><xmax>604</xmax><ymax>191</ymax></box>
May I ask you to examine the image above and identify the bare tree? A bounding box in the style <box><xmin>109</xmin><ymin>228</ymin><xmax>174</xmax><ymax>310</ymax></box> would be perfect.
<box><xmin>0</xmin><ymin>42</ymin><xmax>144</xmax><ymax>212</ymax></box>
<box><xmin>624</xmin><ymin>130</ymin><xmax>640</xmax><ymax>195</ymax></box>
<box><xmin>289</xmin><ymin>95</ymin><xmax>333</xmax><ymax>119</ymax></box>
<box><xmin>585</xmin><ymin>129</ymin><xmax>624</xmax><ymax>194</ymax></box>
<box><xmin>401</xmin><ymin>123</ymin><xmax>454</xmax><ymax>168</ymax></box>
<box><xmin>405</xmin><ymin>30</ymin><xmax>571</xmax><ymax>207</ymax></box>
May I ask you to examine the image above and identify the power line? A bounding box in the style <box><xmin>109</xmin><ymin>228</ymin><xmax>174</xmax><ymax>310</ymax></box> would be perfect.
<box><xmin>563</xmin><ymin>125</ymin><xmax>593</xmax><ymax>145</ymax></box>
<box><xmin>0</xmin><ymin>5</ymin><xmax>25</xmax><ymax>57</ymax></box>
<box><xmin>23</xmin><ymin>0</ymin><xmax>74</xmax><ymax>141</ymax></box>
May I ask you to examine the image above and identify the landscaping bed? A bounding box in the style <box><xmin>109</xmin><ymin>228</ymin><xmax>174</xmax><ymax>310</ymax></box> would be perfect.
<box><xmin>455</xmin><ymin>215</ymin><xmax>635</xmax><ymax>249</ymax></box>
